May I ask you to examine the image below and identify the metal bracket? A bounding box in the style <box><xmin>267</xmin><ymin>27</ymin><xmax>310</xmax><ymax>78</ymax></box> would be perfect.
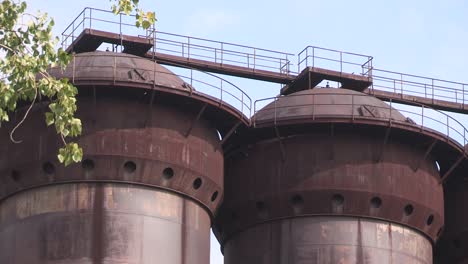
<box><xmin>274</xmin><ymin>126</ymin><xmax>286</xmax><ymax>163</ymax></box>
<box><xmin>217</xmin><ymin>121</ymin><xmax>242</xmax><ymax>151</ymax></box>
<box><xmin>185</xmin><ymin>103</ymin><xmax>208</xmax><ymax>138</ymax></box>
<box><xmin>376</xmin><ymin>124</ymin><xmax>392</xmax><ymax>163</ymax></box>
<box><xmin>439</xmin><ymin>154</ymin><xmax>465</xmax><ymax>184</ymax></box>
<box><xmin>413</xmin><ymin>139</ymin><xmax>438</xmax><ymax>172</ymax></box>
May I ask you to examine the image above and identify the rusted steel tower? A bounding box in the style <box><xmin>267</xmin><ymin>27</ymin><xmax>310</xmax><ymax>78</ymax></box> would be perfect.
<box><xmin>214</xmin><ymin>86</ymin><xmax>465</xmax><ymax>264</ymax></box>
<box><xmin>0</xmin><ymin>51</ymin><xmax>248</xmax><ymax>263</ymax></box>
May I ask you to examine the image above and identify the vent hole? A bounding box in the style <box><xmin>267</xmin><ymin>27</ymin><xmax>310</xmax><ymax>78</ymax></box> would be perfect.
<box><xmin>42</xmin><ymin>162</ymin><xmax>55</xmax><ymax>175</ymax></box>
<box><xmin>211</xmin><ymin>191</ymin><xmax>219</xmax><ymax>202</ymax></box>
<box><xmin>332</xmin><ymin>194</ymin><xmax>344</xmax><ymax>206</ymax></box>
<box><xmin>256</xmin><ymin>201</ymin><xmax>266</xmax><ymax>212</ymax></box>
<box><xmin>193</xmin><ymin>178</ymin><xmax>202</xmax><ymax>190</ymax></box>
<box><xmin>162</xmin><ymin>167</ymin><xmax>174</xmax><ymax>180</ymax></box>
<box><xmin>370</xmin><ymin>197</ymin><xmax>382</xmax><ymax>208</ymax></box>
<box><xmin>11</xmin><ymin>170</ymin><xmax>20</xmax><ymax>182</ymax></box>
<box><xmin>427</xmin><ymin>214</ymin><xmax>434</xmax><ymax>226</ymax></box>
<box><xmin>124</xmin><ymin>161</ymin><xmax>136</xmax><ymax>173</ymax></box>
<box><xmin>82</xmin><ymin>159</ymin><xmax>95</xmax><ymax>171</ymax></box>
<box><xmin>291</xmin><ymin>195</ymin><xmax>304</xmax><ymax>206</ymax></box>
<box><xmin>404</xmin><ymin>204</ymin><xmax>414</xmax><ymax>216</ymax></box>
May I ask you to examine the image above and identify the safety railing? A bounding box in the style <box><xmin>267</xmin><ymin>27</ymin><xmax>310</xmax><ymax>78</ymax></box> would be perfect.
<box><xmin>62</xmin><ymin>8</ymin><xmax>294</xmax><ymax>76</ymax></box>
<box><xmin>60</xmin><ymin>8</ymin><xmax>468</xmax><ymax>121</ymax></box>
<box><xmin>370</xmin><ymin>69</ymin><xmax>468</xmax><ymax>106</ymax></box>
<box><xmin>61</xmin><ymin>7</ymin><xmax>155</xmax><ymax>51</ymax></box>
<box><xmin>50</xmin><ymin>54</ymin><xmax>252</xmax><ymax>120</ymax></box>
<box><xmin>297</xmin><ymin>46</ymin><xmax>373</xmax><ymax>77</ymax></box>
<box><xmin>253</xmin><ymin>92</ymin><xmax>468</xmax><ymax>150</ymax></box>
<box><xmin>149</xmin><ymin>31</ymin><xmax>294</xmax><ymax>76</ymax></box>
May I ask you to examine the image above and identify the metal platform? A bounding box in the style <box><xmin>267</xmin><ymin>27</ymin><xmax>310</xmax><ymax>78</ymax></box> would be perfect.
<box><xmin>280</xmin><ymin>66</ymin><xmax>373</xmax><ymax>95</ymax></box>
<box><xmin>66</xmin><ymin>29</ymin><xmax>154</xmax><ymax>56</ymax></box>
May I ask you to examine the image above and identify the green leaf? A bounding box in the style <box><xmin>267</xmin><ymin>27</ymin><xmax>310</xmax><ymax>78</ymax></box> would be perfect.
<box><xmin>45</xmin><ymin>112</ymin><xmax>54</xmax><ymax>126</ymax></box>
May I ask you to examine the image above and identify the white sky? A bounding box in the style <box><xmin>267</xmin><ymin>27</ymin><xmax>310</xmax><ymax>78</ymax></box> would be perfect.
<box><xmin>24</xmin><ymin>0</ymin><xmax>468</xmax><ymax>263</ymax></box>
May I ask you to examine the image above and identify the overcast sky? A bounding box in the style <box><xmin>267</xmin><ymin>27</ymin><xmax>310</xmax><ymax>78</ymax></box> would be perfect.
<box><xmin>25</xmin><ymin>0</ymin><xmax>468</xmax><ymax>263</ymax></box>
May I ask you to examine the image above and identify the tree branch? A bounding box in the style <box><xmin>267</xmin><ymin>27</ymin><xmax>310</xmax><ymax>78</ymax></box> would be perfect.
<box><xmin>9</xmin><ymin>83</ymin><xmax>38</xmax><ymax>143</ymax></box>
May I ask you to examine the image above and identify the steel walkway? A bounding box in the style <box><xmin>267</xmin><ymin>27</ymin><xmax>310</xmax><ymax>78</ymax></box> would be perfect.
<box><xmin>62</xmin><ymin>7</ymin><xmax>468</xmax><ymax>115</ymax></box>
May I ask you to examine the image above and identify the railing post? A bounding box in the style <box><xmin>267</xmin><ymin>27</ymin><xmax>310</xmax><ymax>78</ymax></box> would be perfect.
<box><xmin>221</xmin><ymin>42</ymin><xmax>224</xmax><ymax>66</ymax></box>
<box><xmin>421</xmin><ymin>106</ymin><xmax>424</xmax><ymax>128</ymax></box>
<box><xmin>187</xmin><ymin>36</ymin><xmax>190</xmax><ymax>59</ymax></box>
<box><xmin>253</xmin><ymin>49</ymin><xmax>256</xmax><ymax>71</ymax></box>
<box><xmin>432</xmin><ymin>79</ymin><xmax>435</xmax><ymax>102</ymax></box>
<box><xmin>220</xmin><ymin>79</ymin><xmax>223</xmax><ymax>105</ymax></box>
<box><xmin>241</xmin><ymin>92</ymin><xmax>244</xmax><ymax>116</ymax></box>
<box><xmin>89</xmin><ymin>8</ymin><xmax>92</xmax><ymax>29</ymax></box>
<box><xmin>352</xmin><ymin>95</ymin><xmax>355</xmax><ymax>121</ymax></box>
<box><xmin>299</xmin><ymin>51</ymin><xmax>303</xmax><ymax>73</ymax></box>
<box><xmin>340</xmin><ymin>51</ymin><xmax>343</xmax><ymax>73</ymax></box>
<box><xmin>447</xmin><ymin>115</ymin><xmax>449</xmax><ymax>139</ymax></box>
<box><xmin>312</xmin><ymin>47</ymin><xmax>315</xmax><ymax>68</ymax></box>
<box><xmin>463</xmin><ymin>84</ymin><xmax>465</xmax><ymax>104</ymax></box>
<box><xmin>400</xmin><ymin>74</ymin><xmax>403</xmax><ymax>94</ymax></box>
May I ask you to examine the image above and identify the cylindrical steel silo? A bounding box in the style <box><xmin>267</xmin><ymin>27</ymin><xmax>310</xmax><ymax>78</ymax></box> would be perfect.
<box><xmin>215</xmin><ymin>88</ymin><xmax>447</xmax><ymax>264</ymax></box>
<box><xmin>0</xmin><ymin>52</ymin><xmax>246</xmax><ymax>263</ymax></box>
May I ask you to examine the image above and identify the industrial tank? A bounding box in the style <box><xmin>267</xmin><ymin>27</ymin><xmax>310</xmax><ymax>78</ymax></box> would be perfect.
<box><xmin>0</xmin><ymin>52</ymin><xmax>244</xmax><ymax>263</ymax></box>
<box><xmin>215</xmin><ymin>88</ymin><xmax>444</xmax><ymax>264</ymax></box>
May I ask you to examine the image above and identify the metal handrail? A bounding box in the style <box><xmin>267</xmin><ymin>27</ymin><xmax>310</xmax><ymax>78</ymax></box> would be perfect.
<box><xmin>150</xmin><ymin>30</ymin><xmax>294</xmax><ymax>75</ymax></box>
<box><xmin>60</xmin><ymin>8</ymin><xmax>468</xmax><ymax>122</ymax></box>
<box><xmin>370</xmin><ymin>68</ymin><xmax>468</xmax><ymax>105</ymax></box>
<box><xmin>61</xmin><ymin>7</ymin><xmax>294</xmax><ymax>76</ymax></box>
<box><xmin>61</xmin><ymin>7</ymin><xmax>155</xmax><ymax>52</ymax></box>
<box><xmin>253</xmin><ymin>92</ymin><xmax>468</xmax><ymax>153</ymax></box>
<box><xmin>297</xmin><ymin>46</ymin><xmax>373</xmax><ymax>77</ymax></box>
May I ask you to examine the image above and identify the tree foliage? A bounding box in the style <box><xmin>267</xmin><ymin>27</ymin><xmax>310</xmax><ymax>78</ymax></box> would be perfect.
<box><xmin>111</xmin><ymin>0</ymin><xmax>157</xmax><ymax>29</ymax></box>
<box><xmin>0</xmin><ymin>0</ymin><xmax>156</xmax><ymax>166</ymax></box>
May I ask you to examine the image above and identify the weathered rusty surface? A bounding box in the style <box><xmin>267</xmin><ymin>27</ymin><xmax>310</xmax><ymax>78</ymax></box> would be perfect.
<box><xmin>434</xmin><ymin>144</ymin><xmax>468</xmax><ymax>264</ymax></box>
<box><xmin>216</xmin><ymin>89</ymin><xmax>445</xmax><ymax>263</ymax></box>
<box><xmin>0</xmin><ymin>52</ymin><xmax>233</xmax><ymax>263</ymax></box>
<box><xmin>0</xmin><ymin>96</ymin><xmax>224</xmax><ymax>214</ymax></box>
<box><xmin>254</xmin><ymin>89</ymin><xmax>408</xmax><ymax>126</ymax></box>
<box><xmin>0</xmin><ymin>183</ymin><xmax>210</xmax><ymax>263</ymax></box>
<box><xmin>217</xmin><ymin>132</ymin><xmax>443</xmax><ymax>242</ymax></box>
<box><xmin>223</xmin><ymin>217</ymin><xmax>432</xmax><ymax>264</ymax></box>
